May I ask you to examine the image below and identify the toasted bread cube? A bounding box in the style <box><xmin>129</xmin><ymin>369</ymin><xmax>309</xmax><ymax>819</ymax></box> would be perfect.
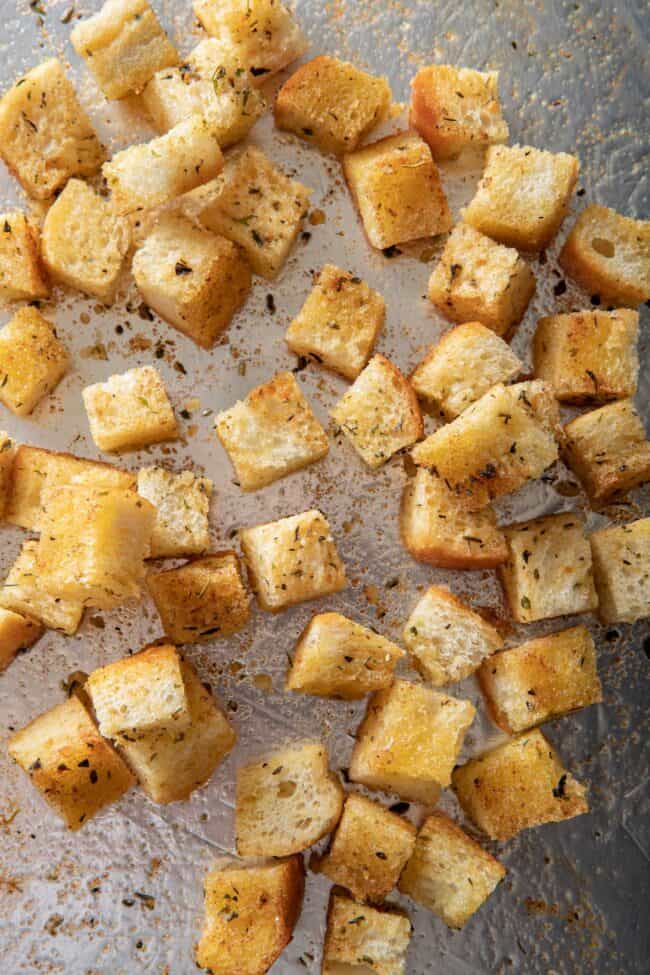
<box><xmin>428</xmin><ymin>223</ymin><xmax>536</xmax><ymax>336</ymax></box>
<box><xmin>196</xmin><ymin>856</ymin><xmax>304</xmax><ymax>975</ymax></box>
<box><xmin>136</xmin><ymin>466</ymin><xmax>212</xmax><ymax>558</ymax></box>
<box><xmin>147</xmin><ymin>552</ymin><xmax>250</xmax><ymax>644</ymax></box>
<box><xmin>0</xmin><ymin>430</ymin><xmax>15</xmax><ymax>518</ymax></box>
<box><xmin>275</xmin><ymin>55</ymin><xmax>391</xmax><ymax>156</ymax></box>
<box><xmin>349</xmin><ymin>680</ymin><xmax>475</xmax><ymax>805</ymax></box>
<box><xmin>331</xmin><ymin>355</ymin><xmax>423</xmax><ymax>470</ymax></box>
<box><xmin>0</xmin><ymin>541</ymin><xmax>83</xmax><ymax>634</ymax></box>
<box><xmin>590</xmin><ymin>518</ymin><xmax>650</xmax><ymax>624</ymax></box>
<box><xmin>323</xmin><ymin>893</ymin><xmax>412</xmax><ymax>975</ymax></box>
<box><xmin>563</xmin><ymin>399</ymin><xmax>650</xmax><ymax>505</ymax></box>
<box><xmin>240</xmin><ymin>509</ymin><xmax>346</xmax><ymax>613</ymax></box>
<box><xmin>0</xmin><ymin>307</ymin><xmax>68</xmax><ymax>417</ymax></box>
<box><xmin>83</xmin><ymin>365</ymin><xmax>178</xmax><ymax>452</ymax></box>
<box><xmin>399</xmin><ymin>811</ymin><xmax>505</xmax><ymax>927</ymax></box>
<box><xmin>0</xmin><ymin>212</ymin><xmax>49</xmax><ymax>301</ymax></box>
<box><xmin>410</xmin><ymin>65</ymin><xmax>508</xmax><ymax>160</ymax></box>
<box><xmin>411</xmin><ymin>322</ymin><xmax>522</xmax><ymax>419</ymax></box>
<box><xmin>285</xmin><ymin>264</ymin><xmax>385</xmax><ymax>380</ymax></box>
<box><xmin>499</xmin><ymin>512</ymin><xmax>598</xmax><ymax>623</ymax></box>
<box><xmin>0</xmin><ymin>59</ymin><xmax>105</xmax><ymax>199</ymax></box>
<box><xmin>0</xmin><ymin>607</ymin><xmax>43</xmax><ymax>673</ymax></box>
<box><xmin>286</xmin><ymin>612</ymin><xmax>404</xmax><ymax>700</ymax></box>
<box><xmin>403</xmin><ymin>585</ymin><xmax>503</xmax><ymax>687</ymax></box>
<box><xmin>344</xmin><ymin>132</ymin><xmax>452</xmax><ymax>250</ymax></box>
<box><xmin>236</xmin><ymin>742</ymin><xmax>344</xmax><ymax>857</ymax></box>
<box><xmin>314</xmin><ymin>793</ymin><xmax>416</xmax><ymax>902</ymax></box>
<box><xmin>113</xmin><ymin>658</ymin><xmax>236</xmax><ymax>803</ymax></box>
<box><xmin>534</xmin><ymin>308</ymin><xmax>639</xmax><ymax>403</ymax></box>
<box><xmin>8</xmin><ymin>695</ymin><xmax>134</xmax><ymax>830</ymax></box>
<box><xmin>199</xmin><ymin>146</ymin><xmax>311</xmax><ymax>278</ymax></box>
<box><xmin>559</xmin><ymin>204</ymin><xmax>650</xmax><ymax>306</ymax></box>
<box><xmin>216</xmin><ymin>372</ymin><xmax>328</xmax><ymax>490</ymax></box>
<box><xmin>411</xmin><ymin>381</ymin><xmax>560</xmax><ymax>510</ymax></box>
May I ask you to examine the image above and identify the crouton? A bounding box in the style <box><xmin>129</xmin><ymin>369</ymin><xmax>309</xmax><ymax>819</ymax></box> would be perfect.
<box><xmin>240</xmin><ymin>509</ymin><xmax>346</xmax><ymax>613</ymax></box>
<box><xmin>322</xmin><ymin>893</ymin><xmax>412</xmax><ymax>975</ymax></box>
<box><xmin>559</xmin><ymin>204</ymin><xmax>650</xmax><ymax>307</ymax></box>
<box><xmin>590</xmin><ymin>518</ymin><xmax>650</xmax><ymax>624</ymax></box>
<box><xmin>0</xmin><ymin>212</ymin><xmax>49</xmax><ymax>301</ymax></box>
<box><xmin>147</xmin><ymin>552</ymin><xmax>250</xmax><ymax>644</ymax></box>
<box><xmin>0</xmin><ymin>542</ymin><xmax>83</xmax><ymax>634</ymax></box>
<box><xmin>399</xmin><ymin>811</ymin><xmax>506</xmax><ymax>928</ymax></box>
<box><xmin>563</xmin><ymin>399</ymin><xmax>650</xmax><ymax>505</ymax></box>
<box><xmin>285</xmin><ymin>264</ymin><xmax>385</xmax><ymax>380</ymax></box>
<box><xmin>0</xmin><ymin>307</ymin><xmax>68</xmax><ymax>417</ymax></box>
<box><xmin>136</xmin><ymin>466</ymin><xmax>212</xmax><ymax>558</ymax></box>
<box><xmin>112</xmin><ymin>658</ymin><xmax>236</xmax><ymax>803</ymax></box>
<box><xmin>199</xmin><ymin>146</ymin><xmax>311</xmax><ymax>278</ymax></box>
<box><xmin>331</xmin><ymin>354</ymin><xmax>423</xmax><ymax>470</ymax></box>
<box><xmin>410</xmin><ymin>65</ymin><xmax>508</xmax><ymax>160</ymax></box>
<box><xmin>236</xmin><ymin>741</ymin><xmax>344</xmax><ymax>857</ymax></box>
<box><xmin>427</xmin><ymin>223</ymin><xmax>536</xmax><ymax>335</ymax></box>
<box><xmin>403</xmin><ymin>585</ymin><xmax>503</xmax><ymax>687</ymax></box>
<box><xmin>275</xmin><ymin>55</ymin><xmax>392</xmax><ymax>156</ymax></box>
<box><xmin>0</xmin><ymin>59</ymin><xmax>105</xmax><ymax>199</ymax></box>
<box><xmin>196</xmin><ymin>856</ymin><xmax>304</xmax><ymax>975</ymax></box>
<box><xmin>0</xmin><ymin>431</ymin><xmax>15</xmax><ymax>519</ymax></box>
<box><xmin>452</xmin><ymin>729</ymin><xmax>588</xmax><ymax>840</ymax></box>
<box><xmin>411</xmin><ymin>322</ymin><xmax>522</xmax><ymax>418</ymax></box>
<box><xmin>499</xmin><ymin>512</ymin><xmax>598</xmax><ymax>623</ymax></box>
<box><xmin>400</xmin><ymin>468</ymin><xmax>507</xmax><ymax>569</ymax></box>
<box><xmin>0</xmin><ymin>607</ymin><xmax>43</xmax><ymax>673</ymax></box>
<box><xmin>285</xmin><ymin>612</ymin><xmax>404</xmax><ymax>700</ymax></box>
<box><xmin>82</xmin><ymin>365</ymin><xmax>178</xmax><ymax>452</ymax></box>
<box><xmin>533</xmin><ymin>308</ymin><xmax>639</xmax><ymax>403</ymax></box>
<box><xmin>411</xmin><ymin>381</ymin><xmax>560</xmax><ymax>510</ymax></box>
<box><xmin>215</xmin><ymin>371</ymin><xmax>328</xmax><ymax>490</ymax></box>
<box><xmin>8</xmin><ymin>695</ymin><xmax>134</xmax><ymax>830</ymax></box>
<box><xmin>349</xmin><ymin>680</ymin><xmax>475</xmax><ymax>805</ymax></box>
<box><xmin>343</xmin><ymin>131</ymin><xmax>452</xmax><ymax>250</ymax></box>
<box><xmin>133</xmin><ymin>214</ymin><xmax>251</xmax><ymax>348</ymax></box>
<box><xmin>314</xmin><ymin>793</ymin><xmax>416</xmax><ymax>902</ymax></box>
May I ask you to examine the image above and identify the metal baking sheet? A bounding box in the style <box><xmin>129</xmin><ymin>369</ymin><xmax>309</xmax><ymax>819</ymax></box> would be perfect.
<box><xmin>0</xmin><ymin>1</ymin><xmax>648</xmax><ymax>973</ymax></box>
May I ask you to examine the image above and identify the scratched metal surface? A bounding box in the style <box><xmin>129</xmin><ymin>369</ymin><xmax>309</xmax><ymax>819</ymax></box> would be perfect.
<box><xmin>0</xmin><ymin>0</ymin><xmax>648</xmax><ymax>973</ymax></box>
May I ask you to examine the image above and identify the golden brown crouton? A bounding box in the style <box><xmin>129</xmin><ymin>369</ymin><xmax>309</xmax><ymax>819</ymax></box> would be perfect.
<box><xmin>0</xmin><ymin>307</ymin><xmax>68</xmax><ymax>416</ymax></box>
<box><xmin>322</xmin><ymin>893</ymin><xmax>412</xmax><ymax>975</ymax></box>
<box><xmin>0</xmin><ymin>607</ymin><xmax>43</xmax><ymax>674</ymax></box>
<box><xmin>82</xmin><ymin>365</ymin><xmax>178</xmax><ymax>452</ymax></box>
<box><xmin>136</xmin><ymin>466</ymin><xmax>212</xmax><ymax>558</ymax></box>
<box><xmin>0</xmin><ymin>541</ymin><xmax>84</xmax><ymax>634</ymax></box>
<box><xmin>0</xmin><ymin>212</ymin><xmax>49</xmax><ymax>302</ymax></box>
<box><xmin>590</xmin><ymin>518</ymin><xmax>650</xmax><ymax>624</ymax></box>
<box><xmin>0</xmin><ymin>431</ymin><xmax>15</xmax><ymax>519</ymax></box>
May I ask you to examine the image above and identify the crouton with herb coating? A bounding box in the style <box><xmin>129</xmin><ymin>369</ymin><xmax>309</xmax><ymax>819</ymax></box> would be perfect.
<box><xmin>0</xmin><ymin>607</ymin><xmax>43</xmax><ymax>673</ymax></box>
<box><xmin>322</xmin><ymin>893</ymin><xmax>412</xmax><ymax>975</ymax></box>
<box><xmin>0</xmin><ymin>212</ymin><xmax>49</xmax><ymax>302</ymax></box>
<box><xmin>0</xmin><ymin>541</ymin><xmax>83</xmax><ymax>634</ymax></box>
<box><xmin>590</xmin><ymin>518</ymin><xmax>650</xmax><ymax>624</ymax></box>
<box><xmin>137</xmin><ymin>466</ymin><xmax>212</xmax><ymax>558</ymax></box>
<box><xmin>0</xmin><ymin>307</ymin><xmax>68</xmax><ymax>417</ymax></box>
<box><xmin>83</xmin><ymin>365</ymin><xmax>178</xmax><ymax>452</ymax></box>
<box><xmin>0</xmin><ymin>431</ymin><xmax>15</xmax><ymax>519</ymax></box>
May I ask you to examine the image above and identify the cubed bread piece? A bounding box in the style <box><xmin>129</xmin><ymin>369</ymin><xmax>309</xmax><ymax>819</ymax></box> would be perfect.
<box><xmin>236</xmin><ymin>741</ymin><xmax>344</xmax><ymax>857</ymax></box>
<box><xmin>590</xmin><ymin>518</ymin><xmax>650</xmax><ymax>623</ymax></box>
<box><xmin>559</xmin><ymin>204</ymin><xmax>650</xmax><ymax>306</ymax></box>
<box><xmin>411</xmin><ymin>322</ymin><xmax>522</xmax><ymax>418</ymax></box>
<box><xmin>0</xmin><ymin>607</ymin><xmax>43</xmax><ymax>673</ymax></box>
<box><xmin>0</xmin><ymin>212</ymin><xmax>49</xmax><ymax>301</ymax></box>
<box><xmin>285</xmin><ymin>264</ymin><xmax>385</xmax><ymax>380</ymax></box>
<box><xmin>240</xmin><ymin>509</ymin><xmax>346</xmax><ymax>613</ymax></box>
<box><xmin>400</xmin><ymin>468</ymin><xmax>507</xmax><ymax>569</ymax></box>
<box><xmin>428</xmin><ymin>223</ymin><xmax>536</xmax><ymax>336</ymax></box>
<box><xmin>534</xmin><ymin>308</ymin><xmax>639</xmax><ymax>403</ymax></box>
<box><xmin>331</xmin><ymin>354</ymin><xmax>423</xmax><ymax>470</ymax></box>
<box><xmin>403</xmin><ymin>585</ymin><xmax>503</xmax><ymax>687</ymax></box>
<box><xmin>136</xmin><ymin>466</ymin><xmax>212</xmax><ymax>558</ymax></box>
<box><xmin>349</xmin><ymin>680</ymin><xmax>475</xmax><ymax>805</ymax></box>
<box><xmin>0</xmin><ymin>307</ymin><xmax>68</xmax><ymax>416</ymax></box>
<box><xmin>147</xmin><ymin>552</ymin><xmax>250</xmax><ymax>644</ymax></box>
<box><xmin>199</xmin><ymin>146</ymin><xmax>311</xmax><ymax>278</ymax></box>
<box><xmin>499</xmin><ymin>512</ymin><xmax>598</xmax><ymax>623</ymax></box>
<box><xmin>113</xmin><ymin>659</ymin><xmax>236</xmax><ymax>803</ymax></box>
<box><xmin>215</xmin><ymin>371</ymin><xmax>328</xmax><ymax>490</ymax></box>
<box><xmin>0</xmin><ymin>541</ymin><xmax>83</xmax><ymax>634</ymax></box>
<box><xmin>452</xmin><ymin>729</ymin><xmax>588</xmax><ymax>840</ymax></box>
<box><xmin>286</xmin><ymin>612</ymin><xmax>404</xmax><ymax>700</ymax></box>
<box><xmin>71</xmin><ymin>0</ymin><xmax>178</xmax><ymax>100</ymax></box>
<box><xmin>314</xmin><ymin>793</ymin><xmax>416</xmax><ymax>902</ymax></box>
<box><xmin>0</xmin><ymin>430</ymin><xmax>15</xmax><ymax>518</ymax></box>
<box><xmin>343</xmin><ymin>131</ymin><xmax>452</xmax><ymax>249</ymax></box>
<box><xmin>8</xmin><ymin>695</ymin><xmax>134</xmax><ymax>830</ymax></box>
<box><xmin>411</xmin><ymin>381</ymin><xmax>560</xmax><ymax>510</ymax></box>
<box><xmin>83</xmin><ymin>365</ymin><xmax>178</xmax><ymax>452</ymax></box>
<box><xmin>410</xmin><ymin>65</ymin><xmax>508</xmax><ymax>160</ymax></box>
<box><xmin>399</xmin><ymin>811</ymin><xmax>505</xmax><ymax>928</ymax></box>
<box><xmin>196</xmin><ymin>856</ymin><xmax>304</xmax><ymax>975</ymax></box>
<box><xmin>275</xmin><ymin>55</ymin><xmax>391</xmax><ymax>156</ymax></box>
<box><xmin>0</xmin><ymin>59</ymin><xmax>105</xmax><ymax>199</ymax></box>
<box><xmin>133</xmin><ymin>213</ymin><xmax>251</xmax><ymax>348</ymax></box>
<box><xmin>323</xmin><ymin>893</ymin><xmax>412</xmax><ymax>975</ymax></box>
<box><xmin>563</xmin><ymin>399</ymin><xmax>650</xmax><ymax>505</ymax></box>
